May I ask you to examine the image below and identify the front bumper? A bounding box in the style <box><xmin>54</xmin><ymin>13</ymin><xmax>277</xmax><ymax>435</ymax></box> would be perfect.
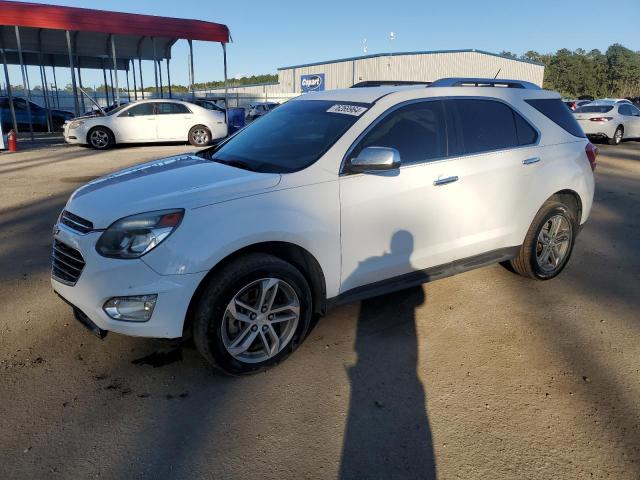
<box><xmin>51</xmin><ymin>223</ymin><xmax>206</xmax><ymax>338</ymax></box>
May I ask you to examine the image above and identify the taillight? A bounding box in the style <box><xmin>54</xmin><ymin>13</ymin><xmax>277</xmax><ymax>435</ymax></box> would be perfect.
<box><xmin>569</xmin><ymin>102</ymin><xmax>577</xmax><ymax>110</ymax></box>
<box><xmin>585</xmin><ymin>142</ymin><xmax>597</xmax><ymax>171</ymax></box>
<box><xmin>589</xmin><ymin>117</ymin><xmax>613</xmax><ymax>122</ymax></box>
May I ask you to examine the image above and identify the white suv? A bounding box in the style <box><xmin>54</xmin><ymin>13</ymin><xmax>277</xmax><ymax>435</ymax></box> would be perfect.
<box><xmin>52</xmin><ymin>78</ymin><xmax>596</xmax><ymax>375</ymax></box>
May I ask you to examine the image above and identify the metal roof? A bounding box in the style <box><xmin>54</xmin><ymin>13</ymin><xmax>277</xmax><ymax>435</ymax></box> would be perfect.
<box><xmin>278</xmin><ymin>49</ymin><xmax>544</xmax><ymax>71</ymax></box>
<box><xmin>0</xmin><ymin>1</ymin><xmax>230</xmax><ymax>64</ymax></box>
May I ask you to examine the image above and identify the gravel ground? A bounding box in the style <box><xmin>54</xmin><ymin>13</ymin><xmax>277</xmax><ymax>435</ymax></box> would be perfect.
<box><xmin>0</xmin><ymin>140</ymin><xmax>639</xmax><ymax>479</ymax></box>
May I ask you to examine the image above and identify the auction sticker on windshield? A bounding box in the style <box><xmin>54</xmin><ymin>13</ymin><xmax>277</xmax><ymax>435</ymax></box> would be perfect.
<box><xmin>326</xmin><ymin>104</ymin><xmax>368</xmax><ymax>116</ymax></box>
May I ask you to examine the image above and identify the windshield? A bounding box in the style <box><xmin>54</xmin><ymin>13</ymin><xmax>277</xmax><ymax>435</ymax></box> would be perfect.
<box><xmin>106</xmin><ymin>104</ymin><xmax>131</xmax><ymax>116</ymax></box>
<box><xmin>202</xmin><ymin>100</ymin><xmax>369</xmax><ymax>173</ymax></box>
<box><xmin>575</xmin><ymin>105</ymin><xmax>614</xmax><ymax>113</ymax></box>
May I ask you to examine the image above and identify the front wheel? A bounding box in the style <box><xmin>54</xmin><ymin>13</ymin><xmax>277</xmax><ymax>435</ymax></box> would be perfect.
<box><xmin>87</xmin><ymin>127</ymin><xmax>114</xmax><ymax>150</ymax></box>
<box><xmin>508</xmin><ymin>200</ymin><xmax>577</xmax><ymax>280</ymax></box>
<box><xmin>608</xmin><ymin>126</ymin><xmax>623</xmax><ymax>145</ymax></box>
<box><xmin>188</xmin><ymin>125</ymin><xmax>211</xmax><ymax>146</ymax></box>
<box><xmin>193</xmin><ymin>254</ymin><xmax>312</xmax><ymax>375</ymax></box>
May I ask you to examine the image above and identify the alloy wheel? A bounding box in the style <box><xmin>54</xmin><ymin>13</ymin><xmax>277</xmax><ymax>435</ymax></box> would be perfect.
<box><xmin>221</xmin><ymin>278</ymin><xmax>300</xmax><ymax>364</ymax></box>
<box><xmin>191</xmin><ymin>128</ymin><xmax>210</xmax><ymax>145</ymax></box>
<box><xmin>90</xmin><ymin>129</ymin><xmax>109</xmax><ymax>148</ymax></box>
<box><xmin>536</xmin><ymin>214</ymin><xmax>571</xmax><ymax>273</ymax></box>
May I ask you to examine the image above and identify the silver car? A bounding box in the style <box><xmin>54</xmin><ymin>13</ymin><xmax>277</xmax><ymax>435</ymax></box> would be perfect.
<box><xmin>573</xmin><ymin>99</ymin><xmax>640</xmax><ymax>145</ymax></box>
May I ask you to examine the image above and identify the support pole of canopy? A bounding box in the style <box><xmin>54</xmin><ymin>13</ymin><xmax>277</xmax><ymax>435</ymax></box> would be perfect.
<box><xmin>108</xmin><ymin>66</ymin><xmax>114</xmax><ymax>103</ymax></box>
<box><xmin>65</xmin><ymin>29</ymin><xmax>80</xmax><ymax>118</ymax></box>
<box><xmin>74</xmin><ymin>32</ymin><xmax>86</xmax><ymax>114</ymax></box>
<box><xmin>138</xmin><ymin>58</ymin><xmax>144</xmax><ymax>99</ymax></box>
<box><xmin>37</xmin><ymin>29</ymin><xmax>52</xmax><ymax>132</ymax></box>
<box><xmin>15</xmin><ymin>26</ymin><xmax>34</xmax><ymax>139</ymax></box>
<box><xmin>125</xmin><ymin>65</ymin><xmax>131</xmax><ymax>102</ymax></box>
<box><xmin>158</xmin><ymin>59</ymin><xmax>164</xmax><ymax>99</ymax></box>
<box><xmin>51</xmin><ymin>61</ymin><xmax>60</xmax><ymax>108</ymax></box>
<box><xmin>222</xmin><ymin>42</ymin><xmax>228</xmax><ymax>126</ymax></box>
<box><xmin>101</xmin><ymin>61</ymin><xmax>109</xmax><ymax>105</ymax></box>
<box><xmin>111</xmin><ymin>35</ymin><xmax>120</xmax><ymax>107</ymax></box>
<box><xmin>41</xmin><ymin>63</ymin><xmax>53</xmax><ymax>127</ymax></box>
<box><xmin>1</xmin><ymin>47</ymin><xmax>18</xmax><ymax>133</ymax></box>
<box><xmin>131</xmin><ymin>59</ymin><xmax>138</xmax><ymax>100</ymax></box>
<box><xmin>166</xmin><ymin>59</ymin><xmax>172</xmax><ymax>98</ymax></box>
<box><xmin>188</xmin><ymin>39</ymin><xmax>195</xmax><ymax>100</ymax></box>
<box><xmin>152</xmin><ymin>37</ymin><xmax>159</xmax><ymax>98</ymax></box>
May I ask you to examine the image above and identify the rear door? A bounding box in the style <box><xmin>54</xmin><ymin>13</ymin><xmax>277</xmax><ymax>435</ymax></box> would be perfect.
<box><xmin>155</xmin><ymin>102</ymin><xmax>194</xmax><ymax>141</ymax></box>
<box><xmin>115</xmin><ymin>103</ymin><xmax>157</xmax><ymax>142</ymax></box>
<box><xmin>439</xmin><ymin>98</ymin><xmax>541</xmax><ymax>259</ymax></box>
<box><xmin>619</xmin><ymin>104</ymin><xmax>640</xmax><ymax>137</ymax></box>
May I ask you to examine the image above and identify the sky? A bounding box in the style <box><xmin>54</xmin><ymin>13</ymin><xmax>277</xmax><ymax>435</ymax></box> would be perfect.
<box><xmin>4</xmin><ymin>0</ymin><xmax>640</xmax><ymax>91</ymax></box>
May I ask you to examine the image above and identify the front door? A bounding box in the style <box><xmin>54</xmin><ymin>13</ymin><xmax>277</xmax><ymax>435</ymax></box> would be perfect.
<box><xmin>115</xmin><ymin>102</ymin><xmax>157</xmax><ymax>142</ymax></box>
<box><xmin>339</xmin><ymin>100</ymin><xmax>461</xmax><ymax>293</ymax></box>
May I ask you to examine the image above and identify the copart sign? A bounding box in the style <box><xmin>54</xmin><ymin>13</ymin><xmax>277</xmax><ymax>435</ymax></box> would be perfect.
<box><xmin>301</xmin><ymin>74</ymin><xmax>325</xmax><ymax>93</ymax></box>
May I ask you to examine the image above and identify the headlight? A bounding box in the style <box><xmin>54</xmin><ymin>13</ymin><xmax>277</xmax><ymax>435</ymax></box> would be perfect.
<box><xmin>69</xmin><ymin>120</ymin><xmax>85</xmax><ymax>129</ymax></box>
<box><xmin>96</xmin><ymin>209</ymin><xmax>184</xmax><ymax>259</ymax></box>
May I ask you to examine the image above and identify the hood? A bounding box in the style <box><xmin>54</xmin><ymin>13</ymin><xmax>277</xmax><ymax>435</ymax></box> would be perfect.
<box><xmin>66</xmin><ymin>154</ymin><xmax>281</xmax><ymax>228</ymax></box>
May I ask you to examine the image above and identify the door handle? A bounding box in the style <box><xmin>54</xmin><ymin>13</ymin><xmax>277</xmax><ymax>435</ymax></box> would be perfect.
<box><xmin>522</xmin><ymin>157</ymin><xmax>540</xmax><ymax>165</ymax></box>
<box><xmin>433</xmin><ymin>175</ymin><xmax>459</xmax><ymax>186</ymax></box>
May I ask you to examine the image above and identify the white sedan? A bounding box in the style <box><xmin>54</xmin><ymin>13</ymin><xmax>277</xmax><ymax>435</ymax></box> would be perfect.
<box><xmin>64</xmin><ymin>99</ymin><xmax>227</xmax><ymax>149</ymax></box>
<box><xmin>573</xmin><ymin>99</ymin><xmax>640</xmax><ymax>145</ymax></box>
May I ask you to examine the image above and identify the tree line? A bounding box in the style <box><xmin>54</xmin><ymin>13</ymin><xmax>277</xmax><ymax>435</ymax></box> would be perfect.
<box><xmin>501</xmin><ymin>43</ymin><xmax>640</xmax><ymax>98</ymax></box>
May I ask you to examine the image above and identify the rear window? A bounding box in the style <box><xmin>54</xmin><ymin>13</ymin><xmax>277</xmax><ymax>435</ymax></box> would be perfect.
<box><xmin>575</xmin><ymin>105</ymin><xmax>613</xmax><ymax>114</ymax></box>
<box><xmin>525</xmin><ymin>98</ymin><xmax>585</xmax><ymax>138</ymax></box>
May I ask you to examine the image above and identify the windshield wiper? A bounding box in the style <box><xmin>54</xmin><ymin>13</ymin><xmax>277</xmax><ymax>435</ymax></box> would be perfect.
<box><xmin>211</xmin><ymin>158</ymin><xmax>258</xmax><ymax>172</ymax></box>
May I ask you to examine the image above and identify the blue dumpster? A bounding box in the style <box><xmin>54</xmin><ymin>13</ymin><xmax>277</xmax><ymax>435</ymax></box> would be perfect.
<box><xmin>227</xmin><ymin>108</ymin><xmax>246</xmax><ymax>135</ymax></box>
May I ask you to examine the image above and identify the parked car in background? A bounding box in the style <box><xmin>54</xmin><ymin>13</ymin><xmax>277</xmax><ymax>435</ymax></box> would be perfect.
<box><xmin>1</xmin><ymin>96</ymin><xmax>74</xmax><ymax>132</ymax></box>
<box><xmin>63</xmin><ymin>99</ymin><xmax>227</xmax><ymax>149</ymax></box>
<box><xmin>246</xmin><ymin>101</ymin><xmax>279</xmax><ymax>121</ymax></box>
<box><xmin>190</xmin><ymin>99</ymin><xmax>226</xmax><ymax>113</ymax></box>
<box><xmin>52</xmin><ymin>78</ymin><xmax>595</xmax><ymax>374</ymax></box>
<box><xmin>573</xmin><ymin>100</ymin><xmax>640</xmax><ymax>144</ymax></box>
<box><xmin>563</xmin><ymin>99</ymin><xmax>591</xmax><ymax>111</ymax></box>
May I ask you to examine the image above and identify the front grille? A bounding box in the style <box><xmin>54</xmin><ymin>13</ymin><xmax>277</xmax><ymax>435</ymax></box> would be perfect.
<box><xmin>52</xmin><ymin>240</ymin><xmax>85</xmax><ymax>286</ymax></box>
<box><xmin>60</xmin><ymin>210</ymin><xmax>93</xmax><ymax>234</ymax></box>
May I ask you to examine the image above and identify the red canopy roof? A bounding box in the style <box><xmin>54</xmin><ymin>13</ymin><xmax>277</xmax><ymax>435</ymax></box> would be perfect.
<box><xmin>0</xmin><ymin>1</ymin><xmax>230</xmax><ymax>43</ymax></box>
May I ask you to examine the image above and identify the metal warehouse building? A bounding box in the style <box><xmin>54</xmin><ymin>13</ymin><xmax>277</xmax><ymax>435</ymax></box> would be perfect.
<box><xmin>201</xmin><ymin>49</ymin><xmax>544</xmax><ymax>105</ymax></box>
<box><xmin>278</xmin><ymin>49</ymin><xmax>544</xmax><ymax>93</ymax></box>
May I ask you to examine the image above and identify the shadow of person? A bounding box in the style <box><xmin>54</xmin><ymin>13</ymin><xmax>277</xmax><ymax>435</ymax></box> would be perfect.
<box><xmin>339</xmin><ymin>231</ymin><xmax>436</xmax><ymax>480</ymax></box>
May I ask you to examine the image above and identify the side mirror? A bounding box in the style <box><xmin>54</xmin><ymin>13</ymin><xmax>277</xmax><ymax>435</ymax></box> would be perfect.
<box><xmin>349</xmin><ymin>146</ymin><xmax>401</xmax><ymax>173</ymax></box>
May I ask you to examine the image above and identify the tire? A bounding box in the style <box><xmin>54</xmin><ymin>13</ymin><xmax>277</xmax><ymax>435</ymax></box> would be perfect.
<box><xmin>608</xmin><ymin>126</ymin><xmax>623</xmax><ymax>145</ymax></box>
<box><xmin>193</xmin><ymin>253</ymin><xmax>313</xmax><ymax>375</ymax></box>
<box><xmin>508</xmin><ymin>199</ymin><xmax>577</xmax><ymax>280</ymax></box>
<box><xmin>87</xmin><ymin>126</ymin><xmax>114</xmax><ymax>150</ymax></box>
<box><xmin>188</xmin><ymin>125</ymin><xmax>211</xmax><ymax>147</ymax></box>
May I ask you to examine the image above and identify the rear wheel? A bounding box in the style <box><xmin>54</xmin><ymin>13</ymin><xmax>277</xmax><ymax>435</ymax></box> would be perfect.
<box><xmin>87</xmin><ymin>127</ymin><xmax>114</xmax><ymax>150</ymax></box>
<box><xmin>188</xmin><ymin>125</ymin><xmax>211</xmax><ymax>146</ymax></box>
<box><xmin>608</xmin><ymin>126</ymin><xmax>623</xmax><ymax>145</ymax></box>
<box><xmin>509</xmin><ymin>200</ymin><xmax>577</xmax><ymax>280</ymax></box>
<box><xmin>193</xmin><ymin>254</ymin><xmax>312</xmax><ymax>375</ymax></box>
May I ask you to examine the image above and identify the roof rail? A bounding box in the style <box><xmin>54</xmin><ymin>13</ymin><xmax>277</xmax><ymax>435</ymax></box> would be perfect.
<box><xmin>430</xmin><ymin>77</ymin><xmax>541</xmax><ymax>90</ymax></box>
<box><xmin>351</xmin><ymin>80</ymin><xmax>432</xmax><ymax>88</ymax></box>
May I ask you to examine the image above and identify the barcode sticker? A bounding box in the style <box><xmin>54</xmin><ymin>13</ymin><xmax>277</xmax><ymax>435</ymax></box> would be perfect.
<box><xmin>326</xmin><ymin>104</ymin><xmax>368</xmax><ymax>116</ymax></box>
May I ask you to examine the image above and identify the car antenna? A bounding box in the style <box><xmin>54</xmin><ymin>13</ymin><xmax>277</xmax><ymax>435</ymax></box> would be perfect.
<box><xmin>493</xmin><ymin>68</ymin><xmax>501</xmax><ymax>79</ymax></box>
<box><xmin>78</xmin><ymin>86</ymin><xmax>106</xmax><ymax>116</ymax></box>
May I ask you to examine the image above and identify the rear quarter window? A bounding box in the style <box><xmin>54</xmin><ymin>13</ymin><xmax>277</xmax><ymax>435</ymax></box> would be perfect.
<box><xmin>525</xmin><ymin>98</ymin><xmax>585</xmax><ymax>138</ymax></box>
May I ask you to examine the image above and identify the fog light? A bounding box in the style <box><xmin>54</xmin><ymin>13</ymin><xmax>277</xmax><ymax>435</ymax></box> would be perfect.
<box><xmin>103</xmin><ymin>294</ymin><xmax>157</xmax><ymax>322</ymax></box>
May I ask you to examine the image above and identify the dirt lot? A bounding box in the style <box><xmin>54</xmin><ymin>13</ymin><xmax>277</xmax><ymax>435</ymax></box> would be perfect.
<box><xmin>1</xmin><ymin>140</ymin><xmax>639</xmax><ymax>479</ymax></box>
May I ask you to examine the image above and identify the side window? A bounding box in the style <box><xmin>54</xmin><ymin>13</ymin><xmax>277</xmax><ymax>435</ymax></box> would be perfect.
<box><xmin>121</xmin><ymin>103</ymin><xmax>155</xmax><ymax>117</ymax></box>
<box><xmin>631</xmin><ymin>106</ymin><xmax>640</xmax><ymax>117</ymax></box>
<box><xmin>158</xmin><ymin>103</ymin><xmax>191</xmax><ymax>114</ymax></box>
<box><xmin>619</xmin><ymin>104</ymin><xmax>631</xmax><ymax>116</ymax></box>
<box><xmin>450</xmin><ymin>99</ymin><xmax>533</xmax><ymax>155</ymax></box>
<box><xmin>354</xmin><ymin>100</ymin><xmax>447</xmax><ymax>164</ymax></box>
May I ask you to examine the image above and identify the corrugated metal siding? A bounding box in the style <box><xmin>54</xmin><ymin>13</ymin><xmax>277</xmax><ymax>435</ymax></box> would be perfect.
<box><xmin>213</xmin><ymin>51</ymin><xmax>544</xmax><ymax>97</ymax></box>
<box><xmin>279</xmin><ymin>51</ymin><xmax>543</xmax><ymax>91</ymax></box>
